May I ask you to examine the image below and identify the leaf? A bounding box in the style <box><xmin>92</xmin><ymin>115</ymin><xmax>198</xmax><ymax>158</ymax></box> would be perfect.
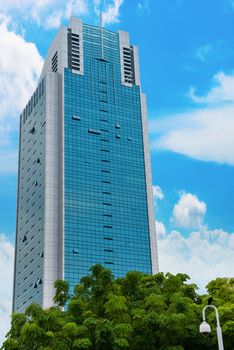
<box><xmin>62</xmin><ymin>322</ymin><xmax>79</xmax><ymax>337</ymax></box>
<box><xmin>114</xmin><ymin>337</ymin><xmax>129</xmax><ymax>349</ymax></box>
<box><xmin>53</xmin><ymin>280</ymin><xmax>70</xmax><ymax>307</ymax></box>
<box><xmin>145</xmin><ymin>293</ymin><xmax>166</xmax><ymax>311</ymax></box>
<box><xmin>73</xmin><ymin>338</ymin><xmax>92</xmax><ymax>349</ymax></box>
<box><xmin>104</xmin><ymin>294</ymin><xmax>128</xmax><ymax>315</ymax></box>
<box><xmin>1</xmin><ymin>338</ymin><xmax>19</xmax><ymax>350</ymax></box>
<box><xmin>114</xmin><ymin>323</ymin><xmax>133</xmax><ymax>338</ymax></box>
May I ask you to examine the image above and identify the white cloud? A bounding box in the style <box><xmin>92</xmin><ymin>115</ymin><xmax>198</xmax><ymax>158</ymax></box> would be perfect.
<box><xmin>195</xmin><ymin>44</ymin><xmax>212</xmax><ymax>62</ymax></box>
<box><xmin>192</xmin><ymin>41</ymin><xmax>234</xmax><ymax>64</ymax></box>
<box><xmin>0</xmin><ymin>0</ymin><xmax>51</xmax><ymax>12</ymax></box>
<box><xmin>158</xmin><ymin>228</ymin><xmax>234</xmax><ymax>293</ymax></box>
<box><xmin>151</xmin><ymin>71</ymin><xmax>234</xmax><ymax>166</ymax></box>
<box><xmin>45</xmin><ymin>0</ymin><xmax>88</xmax><ymax>29</ymax></box>
<box><xmin>0</xmin><ymin>17</ymin><xmax>43</xmax><ymax>120</ymax></box>
<box><xmin>189</xmin><ymin>71</ymin><xmax>234</xmax><ymax>104</ymax></box>
<box><xmin>152</xmin><ymin>104</ymin><xmax>234</xmax><ymax>165</ymax></box>
<box><xmin>0</xmin><ymin>234</ymin><xmax>14</xmax><ymax>345</ymax></box>
<box><xmin>156</xmin><ymin>220</ymin><xmax>166</xmax><ymax>238</ymax></box>
<box><xmin>153</xmin><ymin>185</ymin><xmax>164</xmax><ymax>201</ymax></box>
<box><xmin>0</xmin><ymin>0</ymin><xmax>124</xmax><ymax>29</ymax></box>
<box><xmin>157</xmin><ymin>192</ymin><xmax>234</xmax><ymax>292</ymax></box>
<box><xmin>171</xmin><ymin>192</ymin><xmax>206</xmax><ymax>229</ymax></box>
<box><xmin>0</xmin><ymin>16</ymin><xmax>43</xmax><ymax>173</ymax></box>
<box><xmin>97</xmin><ymin>0</ymin><xmax>124</xmax><ymax>26</ymax></box>
<box><xmin>44</xmin><ymin>10</ymin><xmax>64</xmax><ymax>29</ymax></box>
<box><xmin>65</xmin><ymin>0</ymin><xmax>88</xmax><ymax>18</ymax></box>
<box><xmin>137</xmin><ymin>0</ymin><xmax>151</xmax><ymax>14</ymax></box>
<box><xmin>0</xmin><ymin>0</ymin><xmax>54</xmax><ymax>24</ymax></box>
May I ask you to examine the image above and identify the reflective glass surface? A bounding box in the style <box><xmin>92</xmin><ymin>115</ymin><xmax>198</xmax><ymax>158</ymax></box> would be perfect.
<box><xmin>64</xmin><ymin>25</ymin><xmax>152</xmax><ymax>293</ymax></box>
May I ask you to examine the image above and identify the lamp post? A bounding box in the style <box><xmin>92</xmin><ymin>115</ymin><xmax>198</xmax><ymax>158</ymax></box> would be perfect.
<box><xmin>199</xmin><ymin>305</ymin><xmax>224</xmax><ymax>350</ymax></box>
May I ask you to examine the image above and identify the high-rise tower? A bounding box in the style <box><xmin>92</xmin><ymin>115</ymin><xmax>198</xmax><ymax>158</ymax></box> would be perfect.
<box><xmin>13</xmin><ymin>17</ymin><xmax>158</xmax><ymax>313</ymax></box>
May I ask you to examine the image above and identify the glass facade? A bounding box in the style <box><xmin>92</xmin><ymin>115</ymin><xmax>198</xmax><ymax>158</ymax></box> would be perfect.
<box><xmin>13</xmin><ymin>18</ymin><xmax>157</xmax><ymax>312</ymax></box>
<box><xmin>63</xmin><ymin>24</ymin><xmax>152</xmax><ymax>293</ymax></box>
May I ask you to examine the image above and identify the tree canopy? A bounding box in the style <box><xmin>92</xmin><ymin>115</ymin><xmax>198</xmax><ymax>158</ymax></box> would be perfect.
<box><xmin>2</xmin><ymin>265</ymin><xmax>234</xmax><ymax>350</ymax></box>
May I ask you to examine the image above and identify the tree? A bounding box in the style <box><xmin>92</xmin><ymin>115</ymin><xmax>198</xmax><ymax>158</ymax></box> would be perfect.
<box><xmin>2</xmin><ymin>266</ymin><xmax>233</xmax><ymax>350</ymax></box>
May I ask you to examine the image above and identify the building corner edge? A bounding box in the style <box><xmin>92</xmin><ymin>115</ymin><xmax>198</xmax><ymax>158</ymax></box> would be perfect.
<box><xmin>140</xmin><ymin>93</ymin><xmax>159</xmax><ymax>274</ymax></box>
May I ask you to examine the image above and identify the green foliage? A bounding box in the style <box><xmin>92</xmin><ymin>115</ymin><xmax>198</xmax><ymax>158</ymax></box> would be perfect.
<box><xmin>53</xmin><ymin>280</ymin><xmax>70</xmax><ymax>307</ymax></box>
<box><xmin>2</xmin><ymin>267</ymin><xmax>234</xmax><ymax>350</ymax></box>
<box><xmin>73</xmin><ymin>338</ymin><xmax>92</xmax><ymax>349</ymax></box>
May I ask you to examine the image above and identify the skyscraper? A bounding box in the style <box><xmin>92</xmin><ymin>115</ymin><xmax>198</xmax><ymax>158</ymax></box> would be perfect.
<box><xmin>13</xmin><ymin>17</ymin><xmax>158</xmax><ymax>313</ymax></box>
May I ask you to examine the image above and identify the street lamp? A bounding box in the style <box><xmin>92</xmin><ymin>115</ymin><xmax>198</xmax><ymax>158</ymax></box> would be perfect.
<box><xmin>199</xmin><ymin>305</ymin><xmax>224</xmax><ymax>350</ymax></box>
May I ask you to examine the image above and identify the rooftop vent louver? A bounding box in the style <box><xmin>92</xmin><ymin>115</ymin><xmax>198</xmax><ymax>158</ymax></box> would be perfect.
<box><xmin>52</xmin><ymin>51</ymin><xmax>58</xmax><ymax>72</ymax></box>
<box><xmin>68</xmin><ymin>30</ymin><xmax>80</xmax><ymax>71</ymax></box>
<box><xmin>123</xmin><ymin>47</ymin><xmax>134</xmax><ymax>84</ymax></box>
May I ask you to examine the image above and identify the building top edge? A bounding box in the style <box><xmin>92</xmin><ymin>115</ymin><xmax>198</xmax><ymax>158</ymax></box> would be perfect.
<box><xmin>69</xmin><ymin>16</ymin><xmax>128</xmax><ymax>36</ymax></box>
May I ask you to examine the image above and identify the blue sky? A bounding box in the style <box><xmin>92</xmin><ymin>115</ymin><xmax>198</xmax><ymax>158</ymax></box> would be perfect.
<box><xmin>0</xmin><ymin>0</ymin><xmax>234</xmax><ymax>343</ymax></box>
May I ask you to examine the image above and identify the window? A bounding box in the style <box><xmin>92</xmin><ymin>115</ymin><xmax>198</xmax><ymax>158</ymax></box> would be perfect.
<box><xmin>99</xmin><ymin>81</ymin><xmax>107</xmax><ymax>92</ymax></box>
<box><xmin>30</xmin><ymin>127</ymin><xmax>36</xmax><ymax>134</ymax></box>
<box><xmin>88</xmin><ymin>128</ymin><xmax>101</xmax><ymax>135</ymax></box>
<box><xmin>99</xmin><ymin>91</ymin><xmax>107</xmax><ymax>102</ymax></box>
<box><xmin>34</xmin><ymin>88</ymin><xmax>38</xmax><ymax>106</ymax></box>
<box><xmin>23</xmin><ymin>110</ymin><xmax>26</xmax><ymax>124</ymax></box>
<box><xmin>72</xmin><ymin>115</ymin><xmax>81</xmax><ymax>120</ymax></box>
<box><xmin>39</xmin><ymin>79</ymin><xmax>44</xmax><ymax>97</ymax></box>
